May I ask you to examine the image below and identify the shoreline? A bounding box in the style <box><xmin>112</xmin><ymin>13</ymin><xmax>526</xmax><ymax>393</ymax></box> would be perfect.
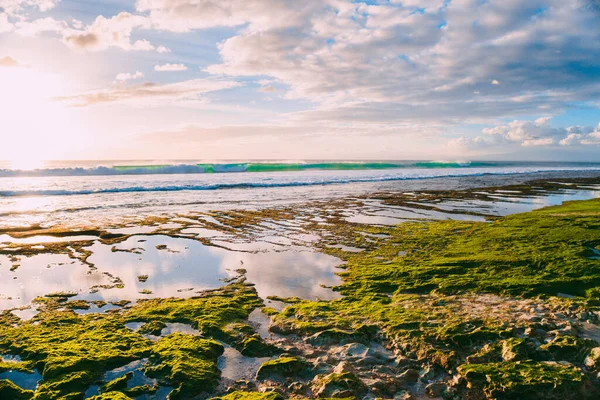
<box><xmin>1</xmin><ymin>175</ymin><xmax>600</xmax><ymax>399</ymax></box>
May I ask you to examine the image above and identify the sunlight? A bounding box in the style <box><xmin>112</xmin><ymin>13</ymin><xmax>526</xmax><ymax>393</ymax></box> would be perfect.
<box><xmin>0</xmin><ymin>66</ymin><xmax>77</xmax><ymax>161</ymax></box>
<box><xmin>10</xmin><ymin>158</ymin><xmax>45</xmax><ymax>171</ymax></box>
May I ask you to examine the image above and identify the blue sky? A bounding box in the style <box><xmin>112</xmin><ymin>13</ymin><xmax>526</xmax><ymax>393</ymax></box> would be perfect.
<box><xmin>1</xmin><ymin>0</ymin><xmax>599</xmax><ymax>161</ymax></box>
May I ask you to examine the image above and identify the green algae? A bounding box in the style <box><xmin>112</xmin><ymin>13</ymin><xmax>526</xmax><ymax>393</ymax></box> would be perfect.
<box><xmin>138</xmin><ymin>321</ymin><xmax>167</xmax><ymax>336</ymax></box>
<box><xmin>102</xmin><ymin>372</ymin><xmax>131</xmax><ymax>392</ymax></box>
<box><xmin>123</xmin><ymin>282</ymin><xmax>261</xmax><ymax>336</ymax></box>
<box><xmin>145</xmin><ymin>333</ymin><xmax>223</xmax><ymax>399</ymax></box>
<box><xmin>539</xmin><ymin>335</ymin><xmax>597</xmax><ymax>363</ymax></box>
<box><xmin>89</xmin><ymin>392</ymin><xmax>133</xmax><ymax>400</ymax></box>
<box><xmin>0</xmin><ymin>312</ymin><xmax>152</xmax><ymax>399</ymax></box>
<box><xmin>0</xmin><ymin>379</ymin><xmax>34</xmax><ymax>399</ymax></box>
<box><xmin>0</xmin><ymin>283</ymin><xmax>266</xmax><ymax>399</ymax></box>
<box><xmin>269</xmin><ymin>197</ymin><xmax>600</xmax><ymax>392</ymax></box>
<box><xmin>1</xmin><ymin>193</ymin><xmax>600</xmax><ymax>399</ymax></box>
<box><xmin>210</xmin><ymin>392</ymin><xmax>284</xmax><ymax>400</ymax></box>
<box><xmin>458</xmin><ymin>361</ymin><xmax>589</xmax><ymax>399</ymax></box>
<box><xmin>256</xmin><ymin>356</ymin><xmax>311</xmax><ymax>380</ymax></box>
<box><xmin>313</xmin><ymin>372</ymin><xmax>367</xmax><ymax>398</ymax></box>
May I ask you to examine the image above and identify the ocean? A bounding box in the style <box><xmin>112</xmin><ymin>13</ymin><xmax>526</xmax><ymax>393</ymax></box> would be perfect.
<box><xmin>1</xmin><ymin>160</ymin><xmax>599</xmax><ymax>229</ymax></box>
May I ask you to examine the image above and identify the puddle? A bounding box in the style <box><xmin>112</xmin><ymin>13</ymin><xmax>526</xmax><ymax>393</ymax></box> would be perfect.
<box><xmin>161</xmin><ymin>323</ymin><xmax>200</xmax><ymax>336</ymax></box>
<box><xmin>11</xmin><ymin>308</ymin><xmax>39</xmax><ymax>321</ymax></box>
<box><xmin>0</xmin><ymin>356</ymin><xmax>43</xmax><ymax>391</ymax></box>
<box><xmin>248</xmin><ymin>308</ymin><xmax>273</xmax><ymax>340</ymax></box>
<box><xmin>107</xmin><ymin>226</ymin><xmax>157</xmax><ymax>235</ymax></box>
<box><xmin>0</xmin><ymin>234</ymin><xmax>97</xmax><ymax>244</ymax></box>
<box><xmin>179</xmin><ymin>227</ymin><xmax>231</xmax><ymax>238</ymax></box>
<box><xmin>587</xmin><ymin>247</ymin><xmax>600</xmax><ymax>260</ymax></box>
<box><xmin>126</xmin><ymin>322</ymin><xmax>202</xmax><ymax>340</ymax></box>
<box><xmin>103</xmin><ymin>359</ymin><xmax>155</xmax><ymax>388</ymax></box>
<box><xmin>217</xmin><ymin>345</ymin><xmax>273</xmax><ymax>381</ymax></box>
<box><xmin>326</xmin><ymin>244</ymin><xmax>365</xmax><ymax>253</ymax></box>
<box><xmin>0</xmin><ymin>253</ymin><xmax>113</xmax><ymax>309</ymax></box>
<box><xmin>82</xmin><ymin>235</ymin><xmax>341</xmax><ymax>303</ymax></box>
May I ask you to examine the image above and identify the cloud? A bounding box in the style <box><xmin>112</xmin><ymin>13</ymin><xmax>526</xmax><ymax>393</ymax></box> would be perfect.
<box><xmin>0</xmin><ymin>55</ymin><xmax>20</xmax><ymax>67</ymax></box>
<box><xmin>135</xmin><ymin>0</ymin><xmax>316</xmax><ymax>32</ymax></box>
<box><xmin>456</xmin><ymin>118</ymin><xmax>600</xmax><ymax>149</ymax></box>
<box><xmin>154</xmin><ymin>63</ymin><xmax>187</xmax><ymax>72</ymax></box>
<box><xmin>62</xmin><ymin>12</ymin><xmax>163</xmax><ymax>52</ymax></box>
<box><xmin>54</xmin><ymin>78</ymin><xmax>241</xmax><ymax>107</ymax></box>
<box><xmin>115</xmin><ymin>71</ymin><xmax>144</xmax><ymax>81</ymax></box>
<box><xmin>194</xmin><ymin>0</ymin><xmax>600</xmax><ymax>125</ymax></box>
<box><xmin>0</xmin><ymin>0</ymin><xmax>59</xmax><ymax>16</ymax></box>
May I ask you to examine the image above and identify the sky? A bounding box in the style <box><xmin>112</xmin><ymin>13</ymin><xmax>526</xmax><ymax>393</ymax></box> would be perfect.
<box><xmin>1</xmin><ymin>0</ymin><xmax>600</xmax><ymax>161</ymax></box>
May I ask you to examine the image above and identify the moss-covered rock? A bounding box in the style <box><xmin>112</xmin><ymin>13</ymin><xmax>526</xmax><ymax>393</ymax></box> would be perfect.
<box><xmin>256</xmin><ymin>356</ymin><xmax>311</xmax><ymax>380</ymax></box>
<box><xmin>539</xmin><ymin>336</ymin><xmax>596</xmax><ymax>363</ymax></box>
<box><xmin>313</xmin><ymin>372</ymin><xmax>368</xmax><ymax>398</ymax></box>
<box><xmin>0</xmin><ymin>379</ymin><xmax>34</xmax><ymax>400</ymax></box>
<box><xmin>458</xmin><ymin>361</ymin><xmax>587</xmax><ymax>399</ymax></box>
<box><xmin>89</xmin><ymin>392</ymin><xmax>133</xmax><ymax>400</ymax></box>
<box><xmin>240</xmin><ymin>337</ymin><xmax>278</xmax><ymax>357</ymax></box>
<box><xmin>210</xmin><ymin>392</ymin><xmax>284</xmax><ymax>400</ymax></box>
<box><xmin>584</xmin><ymin>347</ymin><xmax>600</xmax><ymax>370</ymax></box>
<box><xmin>102</xmin><ymin>372</ymin><xmax>132</xmax><ymax>393</ymax></box>
<box><xmin>145</xmin><ymin>333</ymin><xmax>224</xmax><ymax>399</ymax></box>
<box><xmin>138</xmin><ymin>321</ymin><xmax>167</xmax><ymax>336</ymax></box>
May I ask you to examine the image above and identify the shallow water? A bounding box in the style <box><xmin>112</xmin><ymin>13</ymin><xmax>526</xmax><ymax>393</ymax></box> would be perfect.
<box><xmin>82</xmin><ymin>235</ymin><xmax>341</xmax><ymax>304</ymax></box>
<box><xmin>0</xmin><ymin>356</ymin><xmax>43</xmax><ymax>391</ymax></box>
<box><xmin>0</xmin><ymin>234</ymin><xmax>98</xmax><ymax>244</ymax></box>
<box><xmin>0</xmin><ymin>253</ymin><xmax>112</xmax><ymax>309</ymax></box>
<box><xmin>0</xmin><ymin>233</ymin><xmax>342</xmax><ymax>312</ymax></box>
<box><xmin>217</xmin><ymin>345</ymin><xmax>273</xmax><ymax>382</ymax></box>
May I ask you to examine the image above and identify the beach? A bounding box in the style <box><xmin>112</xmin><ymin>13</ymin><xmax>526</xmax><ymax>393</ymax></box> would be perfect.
<box><xmin>1</xmin><ymin>163</ymin><xmax>600</xmax><ymax>399</ymax></box>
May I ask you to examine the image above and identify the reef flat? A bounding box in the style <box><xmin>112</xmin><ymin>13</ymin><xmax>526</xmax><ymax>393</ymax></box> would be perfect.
<box><xmin>1</xmin><ymin>178</ymin><xmax>600</xmax><ymax>399</ymax></box>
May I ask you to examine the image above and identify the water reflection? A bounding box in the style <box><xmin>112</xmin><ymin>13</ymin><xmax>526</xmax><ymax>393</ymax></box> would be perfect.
<box><xmin>0</xmin><ymin>253</ymin><xmax>112</xmax><ymax>310</ymax></box>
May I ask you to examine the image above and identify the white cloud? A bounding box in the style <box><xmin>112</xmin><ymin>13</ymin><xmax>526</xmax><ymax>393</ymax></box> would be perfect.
<box><xmin>62</xmin><ymin>12</ymin><xmax>164</xmax><ymax>52</ymax></box>
<box><xmin>0</xmin><ymin>0</ymin><xmax>59</xmax><ymax>16</ymax></box>
<box><xmin>154</xmin><ymin>63</ymin><xmax>188</xmax><ymax>72</ymax></box>
<box><xmin>458</xmin><ymin>118</ymin><xmax>600</xmax><ymax>149</ymax></box>
<box><xmin>54</xmin><ymin>78</ymin><xmax>241</xmax><ymax>107</ymax></box>
<box><xmin>560</xmin><ymin>133</ymin><xmax>583</xmax><ymax>146</ymax></box>
<box><xmin>115</xmin><ymin>71</ymin><xmax>144</xmax><ymax>81</ymax></box>
<box><xmin>0</xmin><ymin>12</ymin><xmax>13</xmax><ymax>32</ymax></box>
<box><xmin>14</xmin><ymin>16</ymin><xmax>66</xmax><ymax>36</ymax></box>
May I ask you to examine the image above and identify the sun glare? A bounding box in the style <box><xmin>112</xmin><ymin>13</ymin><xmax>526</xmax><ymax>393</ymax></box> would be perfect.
<box><xmin>0</xmin><ymin>66</ymin><xmax>77</xmax><ymax>161</ymax></box>
<box><xmin>10</xmin><ymin>158</ymin><xmax>45</xmax><ymax>171</ymax></box>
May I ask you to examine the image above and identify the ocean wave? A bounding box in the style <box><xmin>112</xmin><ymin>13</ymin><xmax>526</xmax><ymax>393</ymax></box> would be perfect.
<box><xmin>0</xmin><ymin>161</ymin><xmax>501</xmax><ymax>178</ymax></box>
<box><xmin>1</xmin><ymin>167</ymin><xmax>598</xmax><ymax>197</ymax></box>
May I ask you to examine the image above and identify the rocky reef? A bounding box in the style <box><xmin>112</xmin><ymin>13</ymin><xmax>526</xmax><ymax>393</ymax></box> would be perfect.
<box><xmin>1</xmin><ymin>188</ymin><xmax>600</xmax><ymax>399</ymax></box>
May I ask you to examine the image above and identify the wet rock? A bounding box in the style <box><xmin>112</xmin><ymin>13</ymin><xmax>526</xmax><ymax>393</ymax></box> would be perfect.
<box><xmin>585</xmin><ymin>347</ymin><xmax>600</xmax><ymax>370</ymax></box>
<box><xmin>397</xmin><ymin>369</ymin><xmax>420</xmax><ymax>384</ymax></box>
<box><xmin>539</xmin><ymin>335</ymin><xmax>596</xmax><ymax>363</ymax></box>
<box><xmin>333</xmin><ymin>361</ymin><xmax>356</xmax><ymax>375</ymax></box>
<box><xmin>448</xmin><ymin>374</ymin><xmax>464</xmax><ymax>388</ymax></box>
<box><xmin>420</xmin><ymin>365</ymin><xmax>437</xmax><ymax>382</ymax></box>
<box><xmin>426</xmin><ymin>382</ymin><xmax>447</xmax><ymax>397</ymax></box>
<box><xmin>256</xmin><ymin>356</ymin><xmax>310</xmax><ymax>380</ymax></box>
<box><xmin>138</xmin><ymin>320</ymin><xmax>166</xmax><ymax>336</ymax></box>
<box><xmin>394</xmin><ymin>391</ymin><xmax>414</xmax><ymax>400</ymax></box>
<box><xmin>306</xmin><ymin>329</ymin><xmax>358</xmax><ymax>346</ymax></box>
<box><xmin>313</xmin><ymin>371</ymin><xmax>368</xmax><ymax>399</ymax></box>
<box><xmin>524</xmin><ymin>327</ymin><xmax>548</xmax><ymax>338</ymax></box>
<box><xmin>287</xmin><ymin>381</ymin><xmax>306</xmax><ymax>394</ymax></box>
<box><xmin>0</xmin><ymin>379</ymin><xmax>35</xmax><ymax>400</ymax></box>
<box><xmin>240</xmin><ymin>337</ymin><xmax>278</xmax><ymax>357</ymax></box>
